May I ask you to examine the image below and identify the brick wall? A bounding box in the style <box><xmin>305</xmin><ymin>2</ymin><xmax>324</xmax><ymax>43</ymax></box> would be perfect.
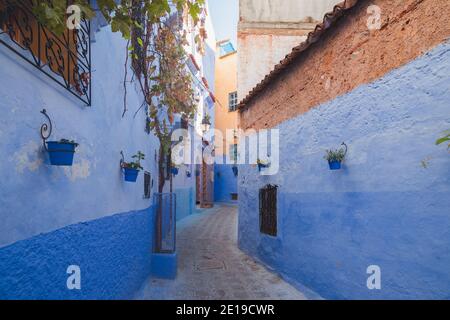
<box><xmin>239</xmin><ymin>0</ymin><xmax>450</xmax><ymax>130</ymax></box>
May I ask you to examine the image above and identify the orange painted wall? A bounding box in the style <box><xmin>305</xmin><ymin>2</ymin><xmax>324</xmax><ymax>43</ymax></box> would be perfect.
<box><xmin>214</xmin><ymin>48</ymin><xmax>238</xmax><ymax>158</ymax></box>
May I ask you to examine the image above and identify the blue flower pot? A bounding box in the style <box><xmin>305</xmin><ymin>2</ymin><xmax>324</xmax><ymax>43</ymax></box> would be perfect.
<box><xmin>232</xmin><ymin>166</ymin><xmax>238</xmax><ymax>177</ymax></box>
<box><xmin>186</xmin><ymin>171</ymin><xmax>192</xmax><ymax>178</ymax></box>
<box><xmin>46</xmin><ymin>141</ymin><xmax>77</xmax><ymax>166</ymax></box>
<box><xmin>258</xmin><ymin>163</ymin><xmax>269</xmax><ymax>172</ymax></box>
<box><xmin>124</xmin><ymin>167</ymin><xmax>139</xmax><ymax>182</ymax></box>
<box><xmin>171</xmin><ymin>168</ymin><xmax>179</xmax><ymax>176</ymax></box>
<box><xmin>328</xmin><ymin>161</ymin><xmax>342</xmax><ymax>170</ymax></box>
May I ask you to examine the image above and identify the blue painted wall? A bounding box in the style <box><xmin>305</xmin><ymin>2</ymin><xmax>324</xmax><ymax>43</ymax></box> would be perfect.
<box><xmin>238</xmin><ymin>41</ymin><xmax>450</xmax><ymax>300</ymax></box>
<box><xmin>215</xmin><ymin>164</ymin><xmax>238</xmax><ymax>203</ymax></box>
<box><xmin>0</xmin><ymin>12</ymin><xmax>159</xmax><ymax>299</ymax></box>
<box><xmin>0</xmin><ymin>207</ymin><xmax>153</xmax><ymax>300</ymax></box>
<box><xmin>175</xmin><ymin>187</ymin><xmax>196</xmax><ymax>221</ymax></box>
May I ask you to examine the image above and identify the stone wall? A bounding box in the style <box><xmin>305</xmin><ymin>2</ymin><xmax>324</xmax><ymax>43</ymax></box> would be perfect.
<box><xmin>239</xmin><ymin>0</ymin><xmax>450</xmax><ymax>130</ymax></box>
<box><xmin>237</xmin><ymin>0</ymin><xmax>341</xmax><ymax>103</ymax></box>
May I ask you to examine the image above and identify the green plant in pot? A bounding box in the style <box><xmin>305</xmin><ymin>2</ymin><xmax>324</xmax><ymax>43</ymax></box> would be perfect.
<box><xmin>257</xmin><ymin>159</ymin><xmax>270</xmax><ymax>172</ymax></box>
<box><xmin>121</xmin><ymin>151</ymin><xmax>145</xmax><ymax>182</ymax></box>
<box><xmin>325</xmin><ymin>146</ymin><xmax>346</xmax><ymax>170</ymax></box>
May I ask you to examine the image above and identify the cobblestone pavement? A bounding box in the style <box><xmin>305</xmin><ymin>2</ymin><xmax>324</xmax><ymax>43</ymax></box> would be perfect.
<box><xmin>135</xmin><ymin>204</ymin><xmax>308</xmax><ymax>300</ymax></box>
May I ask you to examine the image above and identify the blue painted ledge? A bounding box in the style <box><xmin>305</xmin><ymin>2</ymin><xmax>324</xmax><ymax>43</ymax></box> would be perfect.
<box><xmin>151</xmin><ymin>253</ymin><xmax>178</xmax><ymax>280</ymax></box>
<box><xmin>0</xmin><ymin>207</ymin><xmax>154</xmax><ymax>300</ymax></box>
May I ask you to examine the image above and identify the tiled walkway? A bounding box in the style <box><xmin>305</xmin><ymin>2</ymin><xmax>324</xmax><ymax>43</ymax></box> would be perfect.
<box><xmin>135</xmin><ymin>204</ymin><xmax>308</xmax><ymax>300</ymax></box>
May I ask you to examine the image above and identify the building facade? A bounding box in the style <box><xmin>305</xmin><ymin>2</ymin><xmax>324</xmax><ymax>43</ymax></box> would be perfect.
<box><xmin>0</xmin><ymin>0</ymin><xmax>216</xmax><ymax>299</ymax></box>
<box><xmin>238</xmin><ymin>0</ymin><xmax>341</xmax><ymax>99</ymax></box>
<box><xmin>214</xmin><ymin>40</ymin><xmax>239</xmax><ymax>203</ymax></box>
<box><xmin>238</xmin><ymin>0</ymin><xmax>450</xmax><ymax>299</ymax></box>
<box><xmin>173</xmin><ymin>1</ymin><xmax>217</xmax><ymax>215</ymax></box>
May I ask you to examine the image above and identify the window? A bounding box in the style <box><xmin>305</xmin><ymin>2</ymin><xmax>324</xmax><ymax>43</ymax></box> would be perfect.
<box><xmin>144</xmin><ymin>172</ymin><xmax>151</xmax><ymax>199</ymax></box>
<box><xmin>229</xmin><ymin>144</ymin><xmax>238</xmax><ymax>162</ymax></box>
<box><xmin>219</xmin><ymin>41</ymin><xmax>236</xmax><ymax>57</ymax></box>
<box><xmin>228</xmin><ymin>91</ymin><xmax>238</xmax><ymax>111</ymax></box>
<box><xmin>0</xmin><ymin>0</ymin><xmax>91</xmax><ymax>105</ymax></box>
<box><xmin>259</xmin><ymin>185</ymin><xmax>277</xmax><ymax>237</ymax></box>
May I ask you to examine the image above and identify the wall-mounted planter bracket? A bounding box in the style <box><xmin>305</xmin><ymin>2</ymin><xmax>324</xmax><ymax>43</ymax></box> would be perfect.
<box><xmin>40</xmin><ymin>109</ymin><xmax>77</xmax><ymax>166</ymax></box>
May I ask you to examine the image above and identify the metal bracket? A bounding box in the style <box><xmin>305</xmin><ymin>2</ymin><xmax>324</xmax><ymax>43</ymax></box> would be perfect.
<box><xmin>40</xmin><ymin>109</ymin><xmax>52</xmax><ymax>151</ymax></box>
<box><xmin>120</xmin><ymin>151</ymin><xmax>125</xmax><ymax>169</ymax></box>
<box><xmin>341</xmin><ymin>142</ymin><xmax>348</xmax><ymax>156</ymax></box>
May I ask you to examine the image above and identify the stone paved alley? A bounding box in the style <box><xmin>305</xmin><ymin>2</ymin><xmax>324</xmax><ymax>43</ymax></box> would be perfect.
<box><xmin>135</xmin><ymin>204</ymin><xmax>309</xmax><ymax>300</ymax></box>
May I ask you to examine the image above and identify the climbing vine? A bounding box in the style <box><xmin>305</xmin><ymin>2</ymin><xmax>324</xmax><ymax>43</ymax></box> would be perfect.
<box><xmin>33</xmin><ymin>0</ymin><xmax>205</xmax><ymax>192</ymax></box>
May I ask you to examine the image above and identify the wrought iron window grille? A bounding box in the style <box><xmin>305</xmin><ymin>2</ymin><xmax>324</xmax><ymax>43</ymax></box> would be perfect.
<box><xmin>259</xmin><ymin>184</ymin><xmax>278</xmax><ymax>237</ymax></box>
<box><xmin>0</xmin><ymin>0</ymin><xmax>91</xmax><ymax>105</ymax></box>
<box><xmin>144</xmin><ymin>171</ymin><xmax>152</xmax><ymax>199</ymax></box>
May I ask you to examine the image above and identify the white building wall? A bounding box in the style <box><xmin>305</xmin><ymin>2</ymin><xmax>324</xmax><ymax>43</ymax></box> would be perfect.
<box><xmin>240</xmin><ymin>0</ymin><xmax>341</xmax><ymax>23</ymax></box>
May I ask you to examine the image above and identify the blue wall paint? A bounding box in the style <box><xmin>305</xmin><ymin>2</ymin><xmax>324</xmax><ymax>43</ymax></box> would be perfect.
<box><xmin>175</xmin><ymin>187</ymin><xmax>195</xmax><ymax>221</ymax></box>
<box><xmin>238</xmin><ymin>41</ymin><xmax>450</xmax><ymax>300</ymax></box>
<box><xmin>214</xmin><ymin>164</ymin><xmax>238</xmax><ymax>203</ymax></box>
<box><xmin>0</xmin><ymin>207</ymin><xmax>153</xmax><ymax>300</ymax></box>
<box><xmin>0</xmin><ymin>22</ymin><xmax>158</xmax><ymax>247</ymax></box>
<box><xmin>0</xmin><ymin>12</ymin><xmax>161</xmax><ymax>299</ymax></box>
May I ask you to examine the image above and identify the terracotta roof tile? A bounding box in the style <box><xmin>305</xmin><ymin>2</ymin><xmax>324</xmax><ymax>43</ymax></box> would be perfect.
<box><xmin>238</xmin><ymin>0</ymin><xmax>363</xmax><ymax>111</ymax></box>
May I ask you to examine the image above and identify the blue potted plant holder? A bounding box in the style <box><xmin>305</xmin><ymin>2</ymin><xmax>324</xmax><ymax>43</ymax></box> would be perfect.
<box><xmin>257</xmin><ymin>161</ymin><xmax>270</xmax><ymax>172</ymax></box>
<box><xmin>40</xmin><ymin>109</ymin><xmax>78</xmax><ymax>167</ymax></box>
<box><xmin>46</xmin><ymin>141</ymin><xmax>78</xmax><ymax>166</ymax></box>
<box><xmin>325</xmin><ymin>142</ymin><xmax>348</xmax><ymax>171</ymax></box>
<box><xmin>171</xmin><ymin>167</ymin><xmax>179</xmax><ymax>176</ymax></box>
<box><xmin>232</xmin><ymin>166</ymin><xmax>238</xmax><ymax>177</ymax></box>
<box><xmin>123</xmin><ymin>167</ymin><xmax>139</xmax><ymax>182</ymax></box>
<box><xmin>120</xmin><ymin>151</ymin><xmax>145</xmax><ymax>183</ymax></box>
<box><xmin>328</xmin><ymin>161</ymin><xmax>342</xmax><ymax>170</ymax></box>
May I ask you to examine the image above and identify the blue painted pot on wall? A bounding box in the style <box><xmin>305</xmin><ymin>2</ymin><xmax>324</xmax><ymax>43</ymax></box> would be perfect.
<box><xmin>123</xmin><ymin>168</ymin><xmax>139</xmax><ymax>182</ymax></box>
<box><xmin>328</xmin><ymin>161</ymin><xmax>342</xmax><ymax>170</ymax></box>
<box><xmin>46</xmin><ymin>141</ymin><xmax>77</xmax><ymax>166</ymax></box>
<box><xmin>171</xmin><ymin>168</ymin><xmax>179</xmax><ymax>176</ymax></box>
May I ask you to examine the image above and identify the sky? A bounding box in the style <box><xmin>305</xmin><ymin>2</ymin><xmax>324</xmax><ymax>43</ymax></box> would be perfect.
<box><xmin>208</xmin><ymin>0</ymin><xmax>239</xmax><ymax>47</ymax></box>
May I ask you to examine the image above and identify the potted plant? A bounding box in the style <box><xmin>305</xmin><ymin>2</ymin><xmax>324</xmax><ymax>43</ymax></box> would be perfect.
<box><xmin>257</xmin><ymin>159</ymin><xmax>270</xmax><ymax>172</ymax></box>
<box><xmin>186</xmin><ymin>170</ymin><xmax>192</xmax><ymax>178</ymax></box>
<box><xmin>46</xmin><ymin>139</ymin><xmax>79</xmax><ymax>166</ymax></box>
<box><xmin>325</xmin><ymin>148</ymin><xmax>346</xmax><ymax>170</ymax></box>
<box><xmin>232</xmin><ymin>165</ymin><xmax>238</xmax><ymax>177</ymax></box>
<box><xmin>171</xmin><ymin>163</ymin><xmax>179</xmax><ymax>176</ymax></box>
<box><xmin>121</xmin><ymin>151</ymin><xmax>145</xmax><ymax>182</ymax></box>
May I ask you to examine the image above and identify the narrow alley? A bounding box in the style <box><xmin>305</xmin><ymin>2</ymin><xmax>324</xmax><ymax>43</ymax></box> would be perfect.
<box><xmin>135</xmin><ymin>205</ymin><xmax>308</xmax><ymax>300</ymax></box>
<box><xmin>1</xmin><ymin>0</ymin><xmax>449</xmax><ymax>303</ymax></box>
